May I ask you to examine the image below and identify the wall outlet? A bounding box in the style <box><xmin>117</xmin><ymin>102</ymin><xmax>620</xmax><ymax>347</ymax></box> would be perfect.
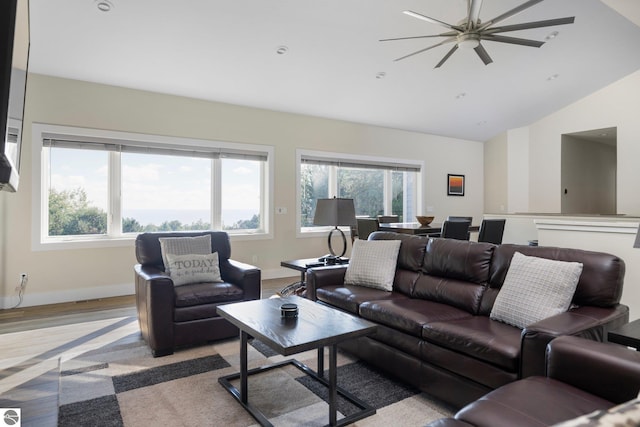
<box><xmin>426</xmin><ymin>206</ymin><xmax>434</xmax><ymax>213</ymax></box>
<box><xmin>251</xmin><ymin>255</ymin><xmax>258</xmax><ymax>263</ymax></box>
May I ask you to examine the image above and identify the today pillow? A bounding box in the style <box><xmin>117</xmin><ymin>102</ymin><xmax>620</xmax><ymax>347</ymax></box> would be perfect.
<box><xmin>159</xmin><ymin>234</ymin><xmax>211</xmax><ymax>274</ymax></box>
<box><xmin>490</xmin><ymin>252</ymin><xmax>583</xmax><ymax>329</ymax></box>
<box><xmin>165</xmin><ymin>252</ymin><xmax>223</xmax><ymax>286</ymax></box>
<box><xmin>344</xmin><ymin>239</ymin><xmax>401</xmax><ymax>292</ymax></box>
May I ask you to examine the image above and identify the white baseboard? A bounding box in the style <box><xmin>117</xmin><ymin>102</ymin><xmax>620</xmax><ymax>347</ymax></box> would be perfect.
<box><xmin>1</xmin><ymin>283</ymin><xmax>135</xmax><ymax>309</ymax></box>
<box><xmin>1</xmin><ymin>269</ymin><xmax>299</xmax><ymax>309</ymax></box>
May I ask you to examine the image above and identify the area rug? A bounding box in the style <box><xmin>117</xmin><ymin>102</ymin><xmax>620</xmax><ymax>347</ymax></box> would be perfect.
<box><xmin>58</xmin><ymin>325</ymin><xmax>453</xmax><ymax>426</ymax></box>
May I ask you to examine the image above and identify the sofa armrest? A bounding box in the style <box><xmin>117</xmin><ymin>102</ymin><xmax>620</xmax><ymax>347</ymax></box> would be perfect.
<box><xmin>306</xmin><ymin>265</ymin><xmax>348</xmax><ymax>301</ymax></box>
<box><xmin>547</xmin><ymin>335</ymin><xmax>640</xmax><ymax>403</ymax></box>
<box><xmin>134</xmin><ymin>264</ymin><xmax>176</xmax><ymax>355</ymax></box>
<box><xmin>221</xmin><ymin>259</ymin><xmax>261</xmax><ymax>301</ymax></box>
<box><xmin>520</xmin><ymin>304</ymin><xmax>629</xmax><ymax>378</ymax></box>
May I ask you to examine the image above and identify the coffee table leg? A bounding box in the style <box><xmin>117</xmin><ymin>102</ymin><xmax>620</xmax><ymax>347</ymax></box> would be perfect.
<box><xmin>329</xmin><ymin>344</ymin><xmax>337</xmax><ymax>426</ymax></box>
<box><xmin>240</xmin><ymin>330</ymin><xmax>248</xmax><ymax>404</ymax></box>
<box><xmin>317</xmin><ymin>346</ymin><xmax>324</xmax><ymax>377</ymax></box>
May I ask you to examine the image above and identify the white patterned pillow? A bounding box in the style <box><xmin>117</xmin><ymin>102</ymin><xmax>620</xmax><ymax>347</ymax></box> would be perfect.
<box><xmin>159</xmin><ymin>234</ymin><xmax>211</xmax><ymax>274</ymax></box>
<box><xmin>165</xmin><ymin>252</ymin><xmax>223</xmax><ymax>286</ymax></box>
<box><xmin>490</xmin><ymin>252</ymin><xmax>583</xmax><ymax>329</ymax></box>
<box><xmin>344</xmin><ymin>239</ymin><xmax>401</xmax><ymax>291</ymax></box>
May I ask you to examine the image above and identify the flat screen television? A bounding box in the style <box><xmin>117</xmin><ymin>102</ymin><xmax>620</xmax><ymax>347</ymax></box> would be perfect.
<box><xmin>0</xmin><ymin>0</ymin><xmax>30</xmax><ymax>192</ymax></box>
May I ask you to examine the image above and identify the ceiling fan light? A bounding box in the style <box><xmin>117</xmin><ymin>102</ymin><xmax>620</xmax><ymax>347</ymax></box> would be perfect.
<box><xmin>458</xmin><ymin>39</ymin><xmax>480</xmax><ymax>49</ymax></box>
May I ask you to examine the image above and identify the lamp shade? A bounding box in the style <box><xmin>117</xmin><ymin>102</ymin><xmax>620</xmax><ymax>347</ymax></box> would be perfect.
<box><xmin>634</xmin><ymin>224</ymin><xmax>640</xmax><ymax>248</ymax></box>
<box><xmin>313</xmin><ymin>198</ymin><xmax>357</xmax><ymax>227</ymax></box>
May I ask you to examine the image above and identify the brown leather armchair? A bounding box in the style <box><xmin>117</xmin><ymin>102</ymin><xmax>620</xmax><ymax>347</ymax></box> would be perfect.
<box><xmin>134</xmin><ymin>231</ymin><xmax>261</xmax><ymax>357</ymax></box>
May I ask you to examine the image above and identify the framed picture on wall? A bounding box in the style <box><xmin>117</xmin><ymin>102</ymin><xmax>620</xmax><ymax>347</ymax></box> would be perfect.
<box><xmin>447</xmin><ymin>174</ymin><xmax>465</xmax><ymax>196</ymax></box>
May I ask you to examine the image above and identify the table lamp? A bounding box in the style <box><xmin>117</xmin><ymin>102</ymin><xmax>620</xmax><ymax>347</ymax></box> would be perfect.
<box><xmin>313</xmin><ymin>197</ymin><xmax>356</xmax><ymax>263</ymax></box>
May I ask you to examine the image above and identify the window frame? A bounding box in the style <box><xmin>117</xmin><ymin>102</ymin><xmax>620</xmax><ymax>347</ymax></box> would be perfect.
<box><xmin>296</xmin><ymin>149</ymin><xmax>423</xmax><ymax>237</ymax></box>
<box><xmin>32</xmin><ymin>123</ymin><xmax>274</xmax><ymax>251</ymax></box>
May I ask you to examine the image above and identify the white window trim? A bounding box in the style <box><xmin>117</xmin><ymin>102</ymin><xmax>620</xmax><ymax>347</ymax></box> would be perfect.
<box><xmin>31</xmin><ymin>123</ymin><xmax>274</xmax><ymax>251</ymax></box>
<box><xmin>296</xmin><ymin>149</ymin><xmax>423</xmax><ymax>238</ymax></box>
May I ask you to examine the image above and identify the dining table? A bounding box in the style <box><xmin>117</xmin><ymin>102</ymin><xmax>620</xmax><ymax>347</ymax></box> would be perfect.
<box><xmin>377</xmin><ymin>222</ymin><xmax>479</xmax><ymax>236</ymax></box>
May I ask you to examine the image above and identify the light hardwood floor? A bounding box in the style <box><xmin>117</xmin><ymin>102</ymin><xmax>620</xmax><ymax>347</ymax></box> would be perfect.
<box><xmin>0</xmin><ymin>277</ymin><xmax>295</xmax><ymax>427</ymax></box>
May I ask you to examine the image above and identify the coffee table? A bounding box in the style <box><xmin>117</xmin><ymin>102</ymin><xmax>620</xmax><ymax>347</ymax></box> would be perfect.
<box><xmin>217</xmin><ymin>296</ymin><xmax>378</xmax><ymax>426</ymax></box>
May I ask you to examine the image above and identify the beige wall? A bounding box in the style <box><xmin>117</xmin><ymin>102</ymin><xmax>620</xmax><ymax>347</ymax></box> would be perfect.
<box><xmin>486</xmin><ymin>69</ymin><xmax>640</xmax><ymax>216</ymax></box>
<box><xmin>0</xmin><ymin>73</ymin><xmax>484</xmax><ymax>307</ymax></box>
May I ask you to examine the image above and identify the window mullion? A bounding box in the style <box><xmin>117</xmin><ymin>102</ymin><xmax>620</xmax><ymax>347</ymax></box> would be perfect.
<box><xmin>109</xmin><ymin>151</ymin><xmax>122</xmax><ymax>236</ymax></box>
<box><xmin>383</xmin><ymin>171</ymin><xmax>392</xmax><ymax>215</ymax></box>
<box><xmin>211</xmin><ymin>158</ymin><xmax>222</xmax><ymax>229</ymax></box>
<box><xmin>329</xmin><ymin>165</ymin><xmax>338</xmax><ymax>197</ymax></box>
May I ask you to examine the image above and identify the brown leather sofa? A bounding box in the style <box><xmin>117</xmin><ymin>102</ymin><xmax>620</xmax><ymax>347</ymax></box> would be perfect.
<box><xmin>306</xmin><ymin>231</ymin><xmax>628</xmax><ymax>408</ymax></box>
<box><xmin>134</xmin><ymin>231</ymin><xmax>261</xmax><ymax>357</ymax></box>
<box><xmin>426</xmin><ymin>336</ymin><xmax>640</xmax><ymax>427</ymax></box>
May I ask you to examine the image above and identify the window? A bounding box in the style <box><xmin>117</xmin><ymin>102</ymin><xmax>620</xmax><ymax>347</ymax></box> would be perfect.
<box><xmin>33</xmin><ymin>124</ymin><xmax>273</xmax><ymax>249</ymax></box>
<box><xmin>298</xmin><ymin>150</ymin><xmax>422</xmax><ymax>233</ymax></box>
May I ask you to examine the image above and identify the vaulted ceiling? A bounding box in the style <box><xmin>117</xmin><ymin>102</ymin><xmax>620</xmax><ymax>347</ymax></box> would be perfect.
<box><xmin>28</xmin><ymin>0</ymin><xmax>640</xmax><ymax>141</ymax></box>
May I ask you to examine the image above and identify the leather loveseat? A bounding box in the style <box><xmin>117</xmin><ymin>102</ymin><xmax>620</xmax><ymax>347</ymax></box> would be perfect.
<box><xmin>427</xmin><ymin>336</ymin><xmax>640</xmax><ymax>427</ymax></box>
<box><xmin>306</xmin><ymin>231</ymin><xmax>628</xmax><ymax>408</ymax></box>
<box><xmin>134</xmin><ymin>231</ymin><xmax>261</xmax><ymax>357</ymax></box>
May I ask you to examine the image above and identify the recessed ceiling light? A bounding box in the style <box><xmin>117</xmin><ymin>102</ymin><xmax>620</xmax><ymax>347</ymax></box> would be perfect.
<box><xmin>376</xmin><ymin>72</ymin><xmax>386</xmax><ymax>79</ymax></box>
<box><xmin>545</xmin><ymin>31</ymin><xmax>559</xmax><ymax>41</ymax></box>
<box><xmin>547</xmin><ymin>74</ymin><xmax>559</xmax><ymax>81</ymax></box>
<box><xmin>95</xmin><ymin>0</ymin><xmax>113</xmax><ymax>12</ymax></box>
<box><xmin>276</xmin><ymin>46</ymin><xmax>289</xmax><ymax>55</ymax></box>
<box><xmin>477</xmin><ymin>120</ymin><xmax>487</xmax><ymax>126</ymax></box>
<box><xmin>455</xmin><ymin>92</ymin><xmax>467</xmax><ymax>99</ymax></box>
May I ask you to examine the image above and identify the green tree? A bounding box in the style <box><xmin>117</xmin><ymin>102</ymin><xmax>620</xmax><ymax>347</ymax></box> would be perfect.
<box><xmin>225</xmin><ymin>214</ymin><xmax>260</xmax><ymax>230</ymax></box>
<box><xmin>123</xmin><ymin>217</ymin><xmax>144</xmax><ymax>233</ymax></box>
<box><xmin>49</xmin><ymin>188</ymin><xmax>107</xmax><ymax>236</ymax></box>
<box><xmin>338</xmin><ymin>168</ymin><xmax>384</xmax><ymax>217</ymax></box>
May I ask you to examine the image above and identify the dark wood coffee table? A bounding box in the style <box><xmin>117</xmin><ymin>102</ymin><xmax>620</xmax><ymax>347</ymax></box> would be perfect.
<box><xmin>217</xmin><ymin>296</ymin><xmax>377</xmax><ymax>426</ymax></box>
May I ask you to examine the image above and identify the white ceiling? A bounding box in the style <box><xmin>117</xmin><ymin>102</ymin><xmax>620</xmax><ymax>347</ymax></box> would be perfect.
<box><xmin>27</xmin><ymin>0</ymin><xmax>640</xmax><ymax>142</ymax></box>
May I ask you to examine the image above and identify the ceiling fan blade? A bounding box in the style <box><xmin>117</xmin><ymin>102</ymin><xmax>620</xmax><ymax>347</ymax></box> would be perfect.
<box><xmin>467</xmin><ymin>0</ymin><xmax>484</xmax><ymax>30</ymax></box>
<box><xmin>474</xmin><ymin>43</ymin><xmax>493</xmax><ymax>65</ymax></box>
<box><xmin>380</xmin><ymin>32</ymin><xmax>458</xmax><ymax>42</ymax></box>
<box><xmin>481</xmin><ymin>34</ymin><xmax>544</xmax><ymax>47</ymax></box>
<box><xmin>486</xmin><ymin>17</ymin><xmax>575</xmax><ymax>34</ymax></box>
<box><xmin>403</xmin><ymin>10</ymin><xmax>463</xmax><ymax>32</ymax></box>
<box><xmin>394</xmin><ymin>37</ymin><xmax>457</xmax><ymax>62</ymax></box>
<box><xmin>435</xmin><ymin>45</ymin><xmax>459</xmax><ymax>68</ymax></box>
<box><xmin>478</xmin><ymin>0</ymin><xmax>544</xmax><ymax>31</ymax></box>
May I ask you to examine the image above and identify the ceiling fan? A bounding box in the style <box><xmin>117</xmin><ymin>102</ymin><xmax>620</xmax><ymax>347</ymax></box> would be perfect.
<box><xmin>380</xmin><ymin>0</ymin><xmax>575</xmax><ymax>68</ymax></box>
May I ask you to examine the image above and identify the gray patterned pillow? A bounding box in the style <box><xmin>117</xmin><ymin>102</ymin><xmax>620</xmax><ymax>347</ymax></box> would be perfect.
<box><xmin>551</xmin><ymin>398</ymin><xmax>640</xmax><ymax>426</ymax></box>
<box><xmin>490</xmin><ymin>252</ymin><xmax>583</xmax><ymax>329</ymax></box>
<box><xmin>344</xmin><ymin>239</ymin><xmax>401</xmax><ymax>291</ymax></box>
<box><xmin>165</xmin><ymin>252</ymin><xmax>223</xmax><ymax>286</ymax></box>
<box><xmin>159</xmin><ymin>234</ymin><xmax>211</xmax><ymax>274</ymax></box>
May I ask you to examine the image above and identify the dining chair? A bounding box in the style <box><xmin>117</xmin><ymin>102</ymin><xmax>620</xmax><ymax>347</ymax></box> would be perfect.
<box><xmin>357</xmin><ymin>218</ymin><xmax>380</xmax><ymax>240</ymax></box>
<box><xmin>447</xmin><ymin>216</ymin><xmax>473</xmax><ymax>239</ymax></box>
<box><xmin>440</xmin><ymin>220</ymin><xmax>471</xmax><ymax>240</ymax></box>
<box><xmin>477</xmin><ymin>219</ymin><xmax>506</xmax><ymax>245</ymax></box>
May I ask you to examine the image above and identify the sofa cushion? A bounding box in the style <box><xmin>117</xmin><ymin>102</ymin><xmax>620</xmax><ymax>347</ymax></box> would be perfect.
<box><xmin>165</xmin><ymin>252</ymin><xmax>223</xmax><ymax>286</ymax></box>
<box><xmin>490</xmin><ymin>252</ymin><xmax>583</xmax><ymax>329</ymax></box>
<box><xmin>489</xmin><ymin>244</ymin><xmax>624</xmax><ymax>308</ymax></box>
<box><xmin>369</xmin><ymin>231</ymin><xmax>428</xmax><ymax>272</ymax></box>
<box><xmin>345</xmin><ymin>239</ymin><xmax>401</xmax><ymax>291</ymax></box>
<box><xmin>316</xmin><ymin>284</ymin><xmax>405</xmax><ymax>315</ymax></box>
<box><xmin>159</xmin><ymin>234</ymin><xmax>211</xmax><ymax>274</ymax></box>
<box><xmin>422</xmin><ymin>238</ymin><xmax>495</xmax><ymax>285</ymax></box>
<box><xmin>455</xmin><ymin>376</ymin><xmax>613</xmax><ymax>427</ymax></box>
<box><xmin>173</xmin><ymin>281</ymin><xmax>244</xmax><ymax>308</ymax></box>
<box><xmin>422</xmin><ymin>316</ymin><xmax>522</xmax><ymax>372</ymax></box>
<box><xmin>359</xmin><ymin>297</ymin><xmax>471</xmax><ymax>337</ymax></box>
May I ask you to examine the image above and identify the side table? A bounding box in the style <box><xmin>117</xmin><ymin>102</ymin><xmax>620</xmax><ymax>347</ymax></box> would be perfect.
<box><xmin>279</xmin><ymin>258</ymin><xmax>348</xmax><ymax>297</ymax></box>
<box><xmin>608</xmin><ymin>318</ymin><xmax>640</xmax><ymax>350</ymax></box>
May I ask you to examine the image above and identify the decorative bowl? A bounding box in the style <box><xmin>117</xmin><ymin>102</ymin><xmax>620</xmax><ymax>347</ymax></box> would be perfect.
<box><xmin>416</xmin><ymin>216</ymin><xmax>435</xmax><ymax>226</ymax></box>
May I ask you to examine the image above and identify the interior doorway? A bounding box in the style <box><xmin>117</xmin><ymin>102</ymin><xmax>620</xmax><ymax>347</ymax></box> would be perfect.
<box><xmin>561</xmin><ymin>127</ymin><xmax>617</xmax><ymax>215</ymax></box>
